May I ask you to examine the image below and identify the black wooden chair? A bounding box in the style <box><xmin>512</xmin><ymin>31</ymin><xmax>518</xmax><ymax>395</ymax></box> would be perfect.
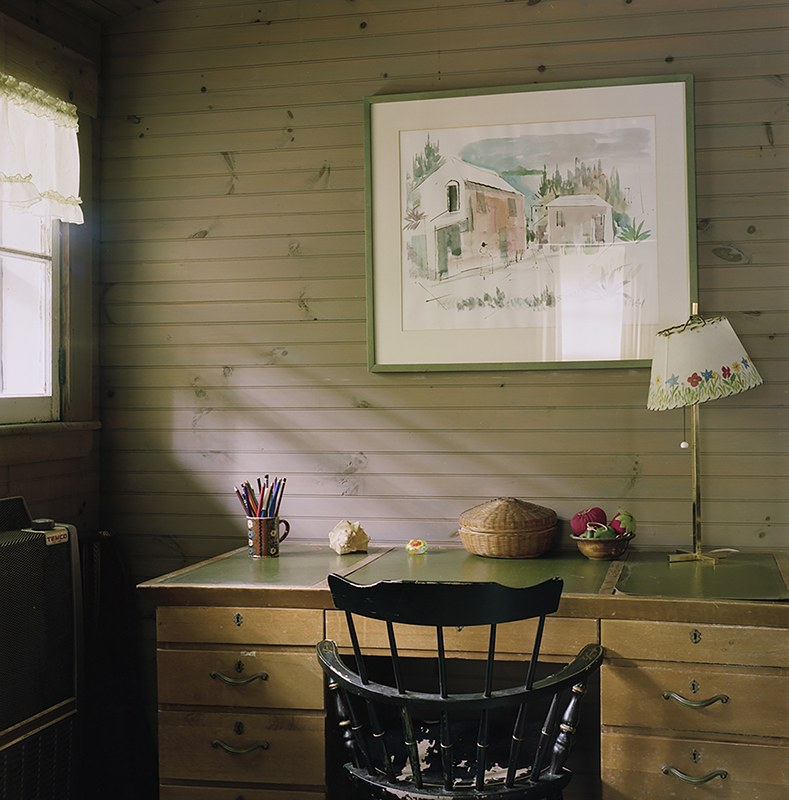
<box><xmin>317</xmin><ymin>573</ymin><xmax>604</xmax><ymax>799</ymax></box>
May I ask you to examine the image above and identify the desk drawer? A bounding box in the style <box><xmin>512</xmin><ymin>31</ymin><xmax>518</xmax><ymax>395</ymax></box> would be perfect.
<box><xmin>325</xmin><ymin>612</ymin><xmax>597</xmax><ymax>658</ymax></box>
<box><xmin>602</xmin><ymin>731</ymin><xmax>789</xmax><ymax>800</ymax></box>
<box><xmin>601</xmin><ymin>662</ymin><xmax>787</xmax><ymax>737</ymax></box>
<box><xmin>158</xmin><ymin>649</ymin><xmax>324</xmax><ymax>710</ymax></box>
<box><xmin>159</xmin><ymin>710</ymin><xmax>325</xmax><ymax>786</ymax></box>
<box><xmin>157</xmin><ymin>607</ymin><xmax>323</xmax><ymax>646</ymax></box>
<box><xmin>601</xmin><ymin>620</ymin><xmax>788</xmax><ymax>667</ymax></box>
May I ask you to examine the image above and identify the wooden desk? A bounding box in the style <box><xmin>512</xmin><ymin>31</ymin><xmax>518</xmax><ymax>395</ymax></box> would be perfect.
<box><xmin>138</xmin><ymin>546</ymin><xmax>789</xmax><ymax>800</ymax></box>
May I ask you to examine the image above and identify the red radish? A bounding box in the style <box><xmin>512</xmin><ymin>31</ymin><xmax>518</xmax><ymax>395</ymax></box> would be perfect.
<box><xmin>570</xmin><ymin>507</ymin><xmax>607</xmax><ymax>535</ymax></box>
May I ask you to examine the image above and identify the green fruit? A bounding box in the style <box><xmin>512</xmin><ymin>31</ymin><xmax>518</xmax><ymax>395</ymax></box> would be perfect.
<box><xmin>593</xmin><ymin>525</ymin><xmax>618</xmax><ymax>539</ymax></box>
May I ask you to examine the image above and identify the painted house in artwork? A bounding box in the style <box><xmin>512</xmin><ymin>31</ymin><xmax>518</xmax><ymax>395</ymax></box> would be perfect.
<box><xmin>406</xmin><ymin>158</ymin><xmax>526</xmax><ymax>281</ymax></box>
<box><xmin>545</xmin><ymin>194</ymin><xmax>615</xmax><ymax>246</ymax></box>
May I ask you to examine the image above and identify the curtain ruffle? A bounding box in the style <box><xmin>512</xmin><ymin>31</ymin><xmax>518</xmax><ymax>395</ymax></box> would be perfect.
<box><xmin>0</xmin><ymin>72</ymin><xmax>83</xmax><ymax>224</ymax></box>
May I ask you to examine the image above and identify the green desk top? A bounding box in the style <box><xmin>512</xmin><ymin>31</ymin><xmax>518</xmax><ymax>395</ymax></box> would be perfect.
<box><xmin>159</xmin><ymin>544</ymin><xmax>380</xmax><ymax>588</ymax></box>
<box><xmin>140</xmin><ymin>545</ymin><xmax>788</xmax><ymax>603</ymax></box>
<box><xmin>346</xmin><ymin>547</ymin><xmax>611</xmax><ymax>595</ymax></box>
<box><xmin>616</xmin><ymin>551</ymin><xmax>789</xmax><ymax>600</ymax></box>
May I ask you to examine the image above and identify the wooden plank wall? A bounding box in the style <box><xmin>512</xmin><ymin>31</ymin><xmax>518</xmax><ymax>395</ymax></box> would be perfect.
<box><xmin>100</xmin><ymin>0</ymin><xmax>789</xmax><ymax>582</ymax></box>
<box><xmin>0</xmin><ymin>425</ymin><xmax>101</xmax><ymax>527</ymax></box>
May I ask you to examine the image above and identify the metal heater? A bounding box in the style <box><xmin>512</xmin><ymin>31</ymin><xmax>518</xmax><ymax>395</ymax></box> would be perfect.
<box><xmin>0</xmin><ymin>496</ymin><xmax>82</xmax><ymax>799</ymax></box>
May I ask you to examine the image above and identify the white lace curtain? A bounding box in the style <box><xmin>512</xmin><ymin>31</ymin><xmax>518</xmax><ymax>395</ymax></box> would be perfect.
<box><xmin>0</xmin><ymin>71</ymin><xmax>83</xmax><ymax>224</ymax></box>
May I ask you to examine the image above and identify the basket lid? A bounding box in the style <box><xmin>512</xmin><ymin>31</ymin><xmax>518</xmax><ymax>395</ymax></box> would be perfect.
<box><xmin>459</xmin><ymin>497</ymin><xmax>557</xmax><ymax>534</ymax></box>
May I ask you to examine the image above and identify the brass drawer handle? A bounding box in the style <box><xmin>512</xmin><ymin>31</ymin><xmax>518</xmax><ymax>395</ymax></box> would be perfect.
<box><xmin>662</xmin><ymin>690</ymin><xmax>729</xmax><ymax>708</ymax></box>
<box><xmin>210</xmin><ymin>670</ymin><xmax>268</xmax><ymax>685</ymax></box>
<box><xmin>662</xmin><ymin>765</ymin><xmax>728</xmax><ymax>784</ymax></box>
<box><xmin>211</xmin><ymin>739</ymin><xmax>269</xmax><ymax>755</ymax></box>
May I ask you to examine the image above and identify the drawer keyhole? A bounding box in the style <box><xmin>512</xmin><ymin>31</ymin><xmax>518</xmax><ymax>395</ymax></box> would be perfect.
<box><xmin>690</xmin><ymin>679</ymin><xmax>700</xmax><ymax>694</ymax></box>
<box><xmin>691</xmin><ymin>749</ymin><xmax>701</xmax><ymax>764</ymax></box>
<box><xmin>689</xmin><ymin>628</ymin><xmax>702</xmax><ymax>644</ymax></box>
<box><xmin>234</xmin><ymin>721</ymin><xmax>244</xmax><ymax>736</ymax></box>
<box><xmin>234</xmin><ymin>612</ymin><xmax>243</xmax><ymax>627</ymax></box>
<box><xmin>235</xmin><ymin>660</ymin><xmax>244</xmax><ymax>673</ymax></box>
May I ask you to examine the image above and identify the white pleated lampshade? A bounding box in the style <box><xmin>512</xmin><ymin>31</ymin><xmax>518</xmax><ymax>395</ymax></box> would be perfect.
<box><xmin>647</xmin><ymin>315</ymin><xmax>762</xmax><ymax>411</ymax></box>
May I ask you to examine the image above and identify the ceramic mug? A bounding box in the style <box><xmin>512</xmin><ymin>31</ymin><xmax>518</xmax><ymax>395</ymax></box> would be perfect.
<box><xmin>247</xmin><ymin>516</ymin><xmax>290</xmax><ymax>557</ymax></box>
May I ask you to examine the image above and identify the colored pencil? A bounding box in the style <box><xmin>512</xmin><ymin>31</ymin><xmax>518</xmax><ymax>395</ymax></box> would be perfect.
<box><xmin>234</xmin><ymin>486</ymin><xmax>249</xmax><ymax>514</ymax></box>
<box><xmin>274</xmin><ymin>477</ymin><xmax>287</xmax><ymax>516</ymax></box>
<box><xmin>235</xmin><ymin>475</ymin><xmax>286</xmax><ymax>518</ymax></box>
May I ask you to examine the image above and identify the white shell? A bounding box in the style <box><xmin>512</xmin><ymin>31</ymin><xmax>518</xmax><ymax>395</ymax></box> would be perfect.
<box><xmin>328</xmin><ymin>520</ymin><xmax>370</xmax><ymax>554</ymax></box>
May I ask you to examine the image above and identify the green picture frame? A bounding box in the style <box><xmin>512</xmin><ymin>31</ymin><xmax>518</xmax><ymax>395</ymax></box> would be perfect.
<box><xmin>365</xmin><ymin>75</ymin><xmax>698</xmax><ymax>373</ymax></box>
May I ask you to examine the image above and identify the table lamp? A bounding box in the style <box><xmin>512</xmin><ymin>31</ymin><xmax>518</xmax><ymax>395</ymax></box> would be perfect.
<box><xmin>647</xmin><ymin>304</ymin><xmax>763</xmax><ymax>563</ymax></box>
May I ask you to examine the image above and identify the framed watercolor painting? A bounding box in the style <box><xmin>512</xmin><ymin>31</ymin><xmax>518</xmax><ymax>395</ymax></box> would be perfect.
<box><xmin>365</xmin><ymin>75</ymin><xmax>697</xmax><ymax>372</ymax></box>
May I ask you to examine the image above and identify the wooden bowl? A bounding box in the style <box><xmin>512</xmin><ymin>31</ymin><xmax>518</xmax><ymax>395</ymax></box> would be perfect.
<box><xmin>571</xmin><ymin>532</ymin><xmax>634</xmax><ymax>561</ymax></box>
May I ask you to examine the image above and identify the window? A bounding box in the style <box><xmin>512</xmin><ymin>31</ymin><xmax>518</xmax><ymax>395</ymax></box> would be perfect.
<box><xmin>0</xmin><ymin>73</ymin><xmax>83</xmax><ymax>424</ymax></box>
<box><xmin>446</xmin><ymin>181</ymin><xmax>459</xmax><ymax>213</ymax></box>
<box><xmin>0</xmin><ymin>206</ymin><xmax>58</xmax><ymax>421</ymax></box>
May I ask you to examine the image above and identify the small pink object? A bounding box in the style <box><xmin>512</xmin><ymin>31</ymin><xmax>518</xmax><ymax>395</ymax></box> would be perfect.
<box><xmin>406</xmin><ymin>538</ymin><xmax>427</xmax><ymax>554</ymax></box>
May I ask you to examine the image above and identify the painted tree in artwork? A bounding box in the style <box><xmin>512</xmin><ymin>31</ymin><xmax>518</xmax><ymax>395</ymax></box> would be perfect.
<box><xmin>412</xmin><ymin>134</ymin><xmax>444</xmax><ymax>183</ymax></box>
<box><xmin>405</xmin><ymin>135</ymin><xmax>445</xmax><ymax>231</ymax></box>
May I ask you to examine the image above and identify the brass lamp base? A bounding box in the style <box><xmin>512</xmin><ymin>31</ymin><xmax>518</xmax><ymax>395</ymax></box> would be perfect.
<box><xmin>669</xmin><ymin>550</ymin><xmax>728</xmax><ymax>565</ymax></box>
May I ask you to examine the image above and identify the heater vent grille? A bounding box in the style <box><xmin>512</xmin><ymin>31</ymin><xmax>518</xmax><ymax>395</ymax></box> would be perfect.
<box><xmin>0</xmin><ymin>714</ymin><xmax>77</xmax><ymax>799</ymax></box>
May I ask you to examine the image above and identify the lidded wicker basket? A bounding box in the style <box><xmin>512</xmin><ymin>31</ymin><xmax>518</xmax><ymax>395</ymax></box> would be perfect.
<box><xmin>459</xmin><ymin>497</ymin><xmax>557</xmax><ymax>559</ymax></box>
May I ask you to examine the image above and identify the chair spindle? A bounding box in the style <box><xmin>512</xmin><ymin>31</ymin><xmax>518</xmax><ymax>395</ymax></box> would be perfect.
<box><xmin>347</xmin><ymin>611</ymin><xmax>397</xmax><ymax>781</ymax></box>
<box><xmin>547</xmin><ymin>682</ymin><xmax>587</xmax><ymax>778</ymax></box>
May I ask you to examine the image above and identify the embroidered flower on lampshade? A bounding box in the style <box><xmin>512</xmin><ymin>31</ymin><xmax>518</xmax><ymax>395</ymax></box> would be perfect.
<box><xmin>647</xmin><ymin>315</ymin><xmax>762</xmax><ymax>411</ymax></box>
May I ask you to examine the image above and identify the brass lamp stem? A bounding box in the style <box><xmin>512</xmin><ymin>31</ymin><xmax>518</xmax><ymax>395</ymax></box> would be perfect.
<box><xmin>669</xmin><ymin>401</ymin><xmax>725</xmax><ymax>564</ymax></box>
<box><xmin>691</xmin><ymin>401</ymin><xmax>701</xmax><ymax>555</ymax></box>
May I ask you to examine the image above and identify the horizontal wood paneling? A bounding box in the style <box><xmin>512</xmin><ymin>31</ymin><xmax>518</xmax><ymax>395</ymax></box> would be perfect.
<box><xmin>0</xmin><ymin>427</ymin><xmax>101</xmax><ymax>530</ymax></box>
<box><xmin>104</xmin><ymin>24</ymin><xmax>787</xmax><ymax>81</ymax></box>
<box><xmin>100</xmin><ymin>0</ymin><xmax>789</xmax><ymax>588</ymax></box>
<box><xmin>0</xmin><ymin>11</ymin><xmax>99</xmax><ymax>113</ymax></box>
<box><xmin>0</xmin><ymin>2</ymin><xmax>101</xmax><ymax>65</ymax></box>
